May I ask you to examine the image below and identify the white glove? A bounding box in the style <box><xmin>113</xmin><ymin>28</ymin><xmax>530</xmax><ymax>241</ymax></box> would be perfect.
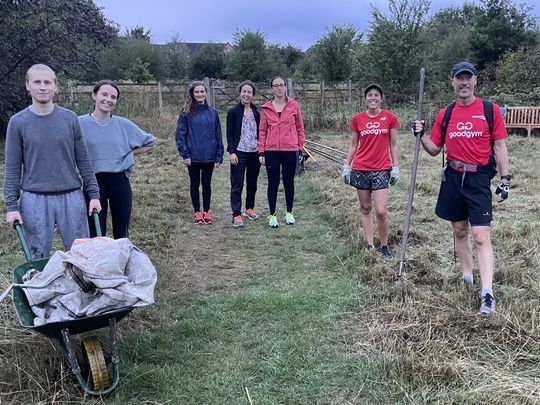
<box><xmin>342</xmin><ymin>163</ymin><xmax>352</xmax><ymax>184</ymax></box>
<box><xmin>389</xmin><ymin>166</ymin><xmax>399</xmax><ymax>186</ymax></box>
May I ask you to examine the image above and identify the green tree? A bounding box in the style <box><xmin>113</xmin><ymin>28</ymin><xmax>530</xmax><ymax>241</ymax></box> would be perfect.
<box><xmin>311</xmin><ymin>25</ymin><xmax>361</xmax><ymax>82</ymax></box>
<box><xmin>161</xmin><ymin>37</ymin><xmax>189</xmax><ymax>80</ymax></box>
<box><xmin>98</xmin><ymin>28</ymin><xmax>164</xmax><ymax>82</ymax></box>
<box><xmin>279</xmin><ymin>44</ymin><xmax>304</xmax><ymax>78</ymax></box>
<box><xmin>470</xmin><ymin>0</ymin><xmax>537</xmax><ymax>70</ymax></box>
<box><xmin>0</xmin><ymin>0</ymin><xmax>117</xmax><ymax>135</ymax></box>
<box><xmin>124</xmin><ymin>25</ymin><xmax>152</xmax><ymax>42</ymax></box>
<box><xmin>224</xmin><ymin>29</ymin><xmax>282</xmax><ymax>82</ymax></box>
<box><xmin>360</xmin><ymin>0</ymin><xmax>430</xmax><ymax>101</ymax></box>
<box><xmin>189</xmin><ymin>44</ymin><xmax>225</xmax><ymax>79</ymax></box>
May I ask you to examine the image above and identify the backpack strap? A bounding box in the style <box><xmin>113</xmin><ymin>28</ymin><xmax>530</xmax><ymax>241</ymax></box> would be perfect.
<box><xmin>482</xmin><ymin>99</ymin><xmax>494</xmax><ymax>136</ymax></box>
<box><xmin>441</xmin><ymin>101</ymin><xmax>455</xmax><ymax>168</ymax></box>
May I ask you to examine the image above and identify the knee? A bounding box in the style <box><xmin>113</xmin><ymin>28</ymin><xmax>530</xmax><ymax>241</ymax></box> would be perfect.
<box><xmin>472</xmin><ymin>228</ymin><xmax>491</xmax><ymax>246</ymax></box>
<box><xmin>360</xmin><ymin>205</ymin><xmax>372</xmax><ymax>216</ymax></box>
<box><xmin>453</xmin><ymin>225</ymin><xmax>469</xmax><ymax>240</ymax></box>
<box><xmin>375</xmin><ymin>209</ymin><xmax>388</xmax><ymax>221</ymax></box>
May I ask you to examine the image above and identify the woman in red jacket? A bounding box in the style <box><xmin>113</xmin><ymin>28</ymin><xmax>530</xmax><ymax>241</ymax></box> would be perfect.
<box><xmin>259</xmin><ymin>76</ymin><xmax>305</xmax><ymax>228</ymax></box>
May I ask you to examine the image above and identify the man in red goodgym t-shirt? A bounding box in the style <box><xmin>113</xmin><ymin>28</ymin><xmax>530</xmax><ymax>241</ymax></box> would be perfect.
<box><xmin>413</xmin><ymin>61</ymin><xmax>511</xmax><ymax>315</ymax></box>
<box><xmin>343</xmin><ymin>83</ymin><xmax>400</xmax><ymax>260</ymax></box>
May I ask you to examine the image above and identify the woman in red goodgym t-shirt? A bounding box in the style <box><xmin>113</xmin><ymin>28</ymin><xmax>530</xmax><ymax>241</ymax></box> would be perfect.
<box><xmin>342</xmin><ymin>84</ymin><xmax>400</xmax><ymax>259</ymax></box>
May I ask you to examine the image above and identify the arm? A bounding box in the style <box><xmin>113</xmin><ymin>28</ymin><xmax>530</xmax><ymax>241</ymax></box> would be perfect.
<box><xmin>73</xmin><ymin>120</ymin><xmax>101</xmax><ymax>214</ymax></box>
<box><xmin>258</xmin><ymin>109</ymin><xmax>268</xmax><ymax>165</ymax></box>
<box><xmin>413</xmin><ymin>120</ymin><xmax>443</xmax><ymax>156</ymax></box>
<box><xmin>345</xmin><ymin>134</ymin><xmax>360</xmax><ymax>165</ymax></box>
<box><xmin>175</xmin><ymin>113</ymin><xmax>190</xmax><ymax>159</ymax></box>
<box><xmin>125</xmin><ymin>119</ymin><xmax>156</xmax><ymax>154</ymax></box>
<box><xmin>493</xmin><ymin>139</ymin><xmax>510</xmax><ymax>181</ymax></box>
<box><xmin>226</xmin><ymin>108</ymin><xmax>238</xmax><ymax>165</ymax></box>
<box><xmin>133</xmin><ymin>146</ymin><xmax>153</xmax><ymax>155</ymax></box>
<box><xmin>4</xmin><ymin>118</ymin><xmax>23</xmax><ymax>216</ymax></box>
<box><xmin>295</xmin><ymin>104</ymin><xmax>305</xmax><ymax>150</ymax></box>
<box><xmin>389</xmin><ymin>127</ymin><xmax>399</xmax><ymax>167</ymax></box>
<box><xmin>215</xmin><ymin>111</ymin><xmax>224</xmax><ymax>164</ymax></box>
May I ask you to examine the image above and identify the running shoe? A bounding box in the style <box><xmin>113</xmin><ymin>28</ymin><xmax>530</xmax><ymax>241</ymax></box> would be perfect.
<box><xmin>194</xmin><ymin>211</ymin><xmax>204</xmax><ymax>224</ymax></box>
<box><xmin>203</xmin><ymin>210</ymin><xmax>213</xmax><ymax>224</ymax></box>
<box><xmin>268</xmin><ymin>214</ymin><xmax>279</xmax><ymax>228</ymax></box>
<box><xmin>232</xmin><ymin>215</ymin><xmax>244</xmax><ymax>227</ymax></box>
<box><xmin>479</xmin><ymin>293</ymin><xmax>496</xmax><ymax>314</ymax></box>
<box><xmin>378</xmin><ymin>245</ymin><xmax>392</xmax><ymax>260</ymax></box>
<box><xmin>243</xmin><ymin>208</ymin><xmax>259</xmax><ymax>221</ymax></box>
<box><xmin>284</xmin><ymin>212</ymin><xmax>295</xmax><ymax>225</ymax></box>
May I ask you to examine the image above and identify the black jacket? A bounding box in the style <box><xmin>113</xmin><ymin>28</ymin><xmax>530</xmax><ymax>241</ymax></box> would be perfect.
<box><xmin>226</xmin><ymin>102</ymin><xmax>260</xmax><ymax>154</ymax></box>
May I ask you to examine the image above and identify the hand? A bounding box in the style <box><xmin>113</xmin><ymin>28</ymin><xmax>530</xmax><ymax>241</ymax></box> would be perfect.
<box><xmin>6</xmin><ymin>211</ymin><xmax>22</xmax><ymax>226</ymax></box>
<box><xmin>342</xmin><ymin>163</ymin><xmax>351</xmax><ymax>184</ymax></box>
<box><xmin>411</xmin><ymin>120</ymin><xmax>425</xmax><ymax>138</ymax></box>
<box><xmin>389</xmin><ymin>166</ymin><xmax>399</xmax><ymax>186</ymax></box>
<box><xmin>259</xmin><ymin>156</ymin><xmax>265</xmax><ymax>166</ymax></box>
<box><xmin>182</xmin><ymin>157</ymin><xmax>191</xmax><ymax>166</ymax></box>
<box><xmin>88</xmin><ymin>199</ymin><xmax>102</xmax><ymax>215</ymax></box>
<box><xmin>495</xmin><ymin>182</ymin><xmax>509</xmax><ymax>201</ymax></box>
<box><xmin>298</xmin><ymin>151</ymin><xmax>303</xmax><ymax>163</ymax></box>
<box><xmin>229</xmin><ymin>153</ymin><xmax>238</xmax><ymax>165</ymax></box>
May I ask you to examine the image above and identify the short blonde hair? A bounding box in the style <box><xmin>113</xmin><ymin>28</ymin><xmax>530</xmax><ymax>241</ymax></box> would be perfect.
<box><xmin>26</xmin><ymin>64</ymin><xmax>57</xmax><ymax>84</ymax></box>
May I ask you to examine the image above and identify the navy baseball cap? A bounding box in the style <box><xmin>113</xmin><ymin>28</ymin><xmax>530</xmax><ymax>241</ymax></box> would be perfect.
<box><xmin>451</xmin><ymin>61</ymin><xmax>476</xmax><ymax>77</ymax></box>
<box><xmin>364</xmin><ymin>83</ymin><xmax>383</xmax><ymax>97</ymax></box>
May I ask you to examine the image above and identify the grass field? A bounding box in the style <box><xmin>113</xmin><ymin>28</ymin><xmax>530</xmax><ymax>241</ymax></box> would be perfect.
<box><xmin>0</xmin><ymin>106</ymin><xmax>539</xmax><ymax>404</ymax></box>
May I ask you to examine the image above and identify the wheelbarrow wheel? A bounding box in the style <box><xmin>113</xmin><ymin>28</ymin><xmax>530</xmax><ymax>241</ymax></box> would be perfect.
<box><xmin>82</xmin><ymin>335</ymin><xmax>110</xmax><ymax>390</ymax></box>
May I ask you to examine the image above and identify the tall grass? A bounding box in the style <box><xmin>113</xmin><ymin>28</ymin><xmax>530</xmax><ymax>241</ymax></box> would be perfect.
<box><xmin>0</xmin><ymin>105</ymin><xmax>538</xmax><ymax>404</ymax></box>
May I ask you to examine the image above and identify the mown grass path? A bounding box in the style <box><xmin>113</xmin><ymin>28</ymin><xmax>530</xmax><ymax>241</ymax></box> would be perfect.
<box><xmin>108</xmin><ymin>122</ymin><xmax>376</xmax><ymax>404</ymax></box>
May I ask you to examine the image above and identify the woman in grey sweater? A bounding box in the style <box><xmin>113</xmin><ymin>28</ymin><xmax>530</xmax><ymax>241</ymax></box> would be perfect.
<box><xmin>79</xmin><ymin>80</ymin><xmax>156</xmax><ymax>239</ymax></box>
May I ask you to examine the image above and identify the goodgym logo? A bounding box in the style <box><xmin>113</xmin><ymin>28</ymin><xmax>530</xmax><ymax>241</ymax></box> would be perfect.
<box><xmin>360</xmin><ymin>121</ymin><xmax>387</xmax><ymax>136</ymax></box>
<box><xmin>449</xmin><ymin>121</ymin><xmax>483</xmax><ymax>139</ymax></box>
<box><xmin>366</xmin><ymin>122</ymin><xmax>381</xmax><ymax>129</ymax></box>
<box><xmin>456</xmin><ymin>122</ymin><xmax>473</xmax><ymax>130</ymax></box>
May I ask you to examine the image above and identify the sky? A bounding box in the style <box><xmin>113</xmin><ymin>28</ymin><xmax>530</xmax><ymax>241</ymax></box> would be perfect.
<box><xmin>93</xmin><ymin>0</ymin><xmax>540</xmax><ymax>50</ymax></box>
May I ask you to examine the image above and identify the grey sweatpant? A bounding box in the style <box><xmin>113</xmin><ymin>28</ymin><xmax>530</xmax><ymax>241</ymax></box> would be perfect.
<box><xmin>20</xmin><ymin>189</ymin><xmax>89</xmax><ymax>259</ymax></box>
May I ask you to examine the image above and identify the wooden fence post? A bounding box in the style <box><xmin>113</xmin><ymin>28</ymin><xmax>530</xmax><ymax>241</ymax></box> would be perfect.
<box><xmin>287</xmin><ymin>78</ymin><xmax>294</xmax><ymax>99</ymax></box>
<box><xmin>203</xmin><ymin>77</ymin><xmax>212</xmax><ymax>107</ymax></box>
<box><xmin>157</xmin><ymin>81</ymin><xmax>163</xmax><ymax>112</ymax></box>
<box><xmin>348</xmin><ymin>80</ymin><xmax>352</xmax><ymax>103</ymax></box>
<box><xmin>320</xmin><ymin>81</ymin><xmax>325</xmax><ymax>105</ymax></box>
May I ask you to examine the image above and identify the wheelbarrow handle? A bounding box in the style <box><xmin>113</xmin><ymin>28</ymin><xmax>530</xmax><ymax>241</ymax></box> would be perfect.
<box><xmin>91</xmin><ymin>209</ymin><xmax>103</xmax><ymax>237</ymax></box>
<box><xmin>13</xmin><ymin>220</ymin><xmax>33</xmax><ymax>262</ymax></box>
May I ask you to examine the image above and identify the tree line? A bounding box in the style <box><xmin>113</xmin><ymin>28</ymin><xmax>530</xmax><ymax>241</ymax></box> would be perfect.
<box><xmin>1</xmin><ymin>0</ymin><xmax>538</xmax><ymax>134</ymax></box>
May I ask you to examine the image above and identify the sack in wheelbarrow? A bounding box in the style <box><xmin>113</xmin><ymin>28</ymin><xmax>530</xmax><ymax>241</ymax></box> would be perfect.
<box><xmin>21</xmin><ymin>237</ymin><xmax>157</xmax><ymax>326</ymax></box>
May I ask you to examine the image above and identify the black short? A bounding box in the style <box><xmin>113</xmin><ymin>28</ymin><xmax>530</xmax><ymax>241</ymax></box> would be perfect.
<box><xmin>350</xmin><ymin>170</ymin><xmax>390</xmax><ymax>191</ymax></box>
<box><xmin>435</xmin><ymin>166</ymin><xmax>492</xmax><ymax>226</ymax></box>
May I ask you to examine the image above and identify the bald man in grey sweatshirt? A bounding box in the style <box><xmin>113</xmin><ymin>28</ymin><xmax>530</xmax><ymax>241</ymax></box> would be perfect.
<box><xmin>4</xmin><ymin>64</ymin><xmax>101</xmax><ymax>258</ymax></box>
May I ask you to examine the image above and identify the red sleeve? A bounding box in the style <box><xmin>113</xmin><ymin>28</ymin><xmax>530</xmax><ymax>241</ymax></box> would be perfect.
<box><xmin>258</xmin><ymin>109</ymin><xmax>268</xmax><ymax>154</ymax></box>
<box><xmin>295</xmin><ymin>103</ymin><xmax>305</xmax><ymax>150</ymax></box>
<box><xmin>348</xmin><ymin>113</ymin><xmax>360</xmax><ymax>133</ymax></box>
<box><xmin>429</xmin><ymin>109</ymin><xmax>446</xmax><ymax>148</ymax></box>
<box><xmin>389</xmin><ymin>111</ymin><xmax>400</xmax><ymax>128</ymax></box>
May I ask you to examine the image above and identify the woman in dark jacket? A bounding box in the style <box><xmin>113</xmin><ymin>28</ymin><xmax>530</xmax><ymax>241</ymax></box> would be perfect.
<box><xmin>226</xmin><ymin>80</ymin><xmax>261</xmax><ymax>227</ymax></box>
<box><xmin>176</xmin><ymin>81</ymin><xmax>224</xmax><ymax>224</ymax></box>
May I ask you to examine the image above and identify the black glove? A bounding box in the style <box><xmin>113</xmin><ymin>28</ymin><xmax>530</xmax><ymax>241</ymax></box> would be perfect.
<box><xmin>495</xmin><ymin>182</ymin><xmax>510</xmax><ymax>200</ymax></box>
<box><xmin>411</xmin><ymin>121</ymin><xmax>425</xmax><ymax>138</ymax></box>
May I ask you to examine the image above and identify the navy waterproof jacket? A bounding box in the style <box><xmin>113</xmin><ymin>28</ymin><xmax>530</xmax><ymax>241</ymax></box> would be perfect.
<box><xmin>175</xmin><ymin>104</ymin><xmax>224</xmax><ymax>163</ymax></box>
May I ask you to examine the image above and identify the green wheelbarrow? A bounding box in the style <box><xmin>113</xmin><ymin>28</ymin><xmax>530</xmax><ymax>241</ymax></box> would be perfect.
<box><xmin>7</xmin><ymin>212</ymin><xmax>131</xmax><ymax>396</ymax></box>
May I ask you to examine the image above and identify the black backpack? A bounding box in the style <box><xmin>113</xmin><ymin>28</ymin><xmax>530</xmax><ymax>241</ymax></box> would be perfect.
<box><xmin>440</xmin><ymin>99</ymin><xmax>497</xmax><ymax>178</ymax></box>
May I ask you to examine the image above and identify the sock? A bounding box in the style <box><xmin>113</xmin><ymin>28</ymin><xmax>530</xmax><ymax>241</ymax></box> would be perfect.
<box><xmin>462</xmin><ymin>274</ymin><xmax>474</xmax><ymax>285</ymax></box>
<box><xmin>482</xmin><ymin>287</ymin><xmax>493</xmax><ymax>297</ymax></box>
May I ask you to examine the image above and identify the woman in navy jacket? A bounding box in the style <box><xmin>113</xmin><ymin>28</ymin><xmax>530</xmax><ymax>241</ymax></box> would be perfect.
<box><xmin>176</xmin><ymin>81</ymin><xmax>224</xmax><ymax>224</ymax></box>
<box><xmin>226</xmin><ymin>80</ymin><xmax>261</xmax><ymax>227</ymax></box>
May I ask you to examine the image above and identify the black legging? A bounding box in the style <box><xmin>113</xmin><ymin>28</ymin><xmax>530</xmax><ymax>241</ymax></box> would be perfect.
<box><xmin>188</xmin><ymin>162</ymin><xmax>215</xmax><ymax>212</ymax></box>
<box><xmin>230</xmin><ymin>151</ymin><xmax>261</xmax><ymax>217</ymax></box>
<box><xmin>87</xmin><ymin>172</ymin><xmax>132</xmax><ymax>239</ymax></box>
<box><xmin>264</xmin><ymin>151</ymin><xmax>297</xmax><ymax>215</ymax></box>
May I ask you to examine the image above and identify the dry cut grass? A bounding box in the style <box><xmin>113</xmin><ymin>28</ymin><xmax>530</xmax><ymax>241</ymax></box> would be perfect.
<box><xmin>312</xmin><ymin>128</ymin><xmax>540</xmax><ymax>404</ymax></box>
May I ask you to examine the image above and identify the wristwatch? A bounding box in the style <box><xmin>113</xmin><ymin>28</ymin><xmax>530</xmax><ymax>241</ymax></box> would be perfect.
<box><xmin>500</xmin><ymin>175</ymin><xmax>512</xmax><ymax>181</ymax></box>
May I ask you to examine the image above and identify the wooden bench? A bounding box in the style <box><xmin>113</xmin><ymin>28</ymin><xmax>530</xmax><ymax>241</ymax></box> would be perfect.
<box><xmin>504</xmin><ymin>106</ymin><xmax>540</xmax><ymax>136</ymax></box>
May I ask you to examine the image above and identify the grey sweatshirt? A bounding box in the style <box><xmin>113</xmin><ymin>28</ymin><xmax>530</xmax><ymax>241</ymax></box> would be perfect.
<box><xmin>78</xmin><ymin>114</ymin><xmax>157</xmax><ymax>176</ymax></box>
<box><xmin>4</xmin><ymin>105</ymin><xmax>100</xmax><ymax>212</ymax></box>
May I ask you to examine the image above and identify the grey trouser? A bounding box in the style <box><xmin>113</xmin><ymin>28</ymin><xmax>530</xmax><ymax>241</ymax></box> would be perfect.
<box><xmin>20</xmin><ymin>189</ymin><xmax>89</xmax><ymax>259</ymax></box>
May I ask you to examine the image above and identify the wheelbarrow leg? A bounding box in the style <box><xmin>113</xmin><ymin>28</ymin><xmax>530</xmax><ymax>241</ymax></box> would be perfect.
<box><xmin>61</xmin><ymin>328</ymin><xmax>82</xmax><ymax>377</ymax></box>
